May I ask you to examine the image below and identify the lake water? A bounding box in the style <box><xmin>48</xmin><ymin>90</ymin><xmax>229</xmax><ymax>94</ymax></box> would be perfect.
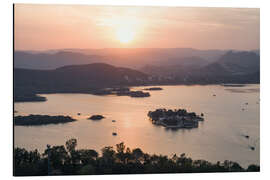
<box><xmin>14</xmin><ymin>84</ymin><xmax>260</xmax><ymax>168</ymax></box>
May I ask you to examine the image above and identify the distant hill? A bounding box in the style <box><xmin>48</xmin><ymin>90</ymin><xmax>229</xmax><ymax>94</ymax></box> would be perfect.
<box><xmin>194</xmin><ymin>51</ymin><xmax>260</xmax><ymax>78</ymax></box>
<box><xmin>215</xmin><ymin>51</ymin><xmax>260</xmax><ymax>75</ymax></box>
<box><xmin>62</xmin><ymin>48</ymin><xmax>227</xmax><ymax>66</ymax></box>
<box><xmin>14</xmin><ymin>51</ymin><xmax>106</xmax><ymax>70</ymax></box>
<box><xmin>155</xmin><ymin>56</ymin><xmax>210</xmax><ymax>68</ymax></box>
<box><xmin>142</xmin><ymin>50</ymin><xmax>260</xmax><ymax>84</ymax></box>
<box><xmin>14</xmin><ymin>48</ymin><xmax>228</xmax><ymax>70</ymax></box>
<box><xmin>14</xmin><ymin>63</ymin><xmax>149</xmax><ymax>96</ymax></box>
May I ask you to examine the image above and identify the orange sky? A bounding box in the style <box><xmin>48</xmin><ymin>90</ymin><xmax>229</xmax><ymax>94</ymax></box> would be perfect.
<box><xmin>14</xmin><ymin>4</ymin><xmax>260</xmax><ymax>51</ymax></box>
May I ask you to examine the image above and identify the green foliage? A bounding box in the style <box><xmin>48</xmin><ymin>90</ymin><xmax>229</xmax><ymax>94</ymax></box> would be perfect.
<box><xmin>44</xmin><ymin>145</ymin><xmax>68</xmax><ymax>170</ymax></box>
<box><xmin>77</xmin><ymin>164</ymin><xmax>96</xmax><ymax>175</ymax></box>
<box><xmin>247</xmin><ymin>164</ymin><xmax>260</xmax><ymax>172</ymax></box>
<box><xmin>65</xmin><ymin>138</ymin><xmax>77</xmax><ymax>153</ymax></box>
<box><xmin>14</xmin><ymin>148</ymin><xmax>47</xmax><ymax>176</ymax></box>
<box><xmin>14</xmin><ymin>139</ymin><xmax>259</xmax><ymax>176</ymax></box>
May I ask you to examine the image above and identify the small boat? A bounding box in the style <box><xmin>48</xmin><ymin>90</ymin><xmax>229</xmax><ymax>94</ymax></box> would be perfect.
<box><xmin>112</xmin><ymin>132</ymin><xmax>117</xmax><ymax>136</ymax></box>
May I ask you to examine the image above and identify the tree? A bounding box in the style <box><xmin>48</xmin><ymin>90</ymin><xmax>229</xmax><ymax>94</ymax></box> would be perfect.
<box><xmin>124</xmin><ymin>147</ymin><xmax>133</xmax><ymax>163</ymax></box>
<box><xmin>43</xmin><ymin>145</ymin><xmax>68</xmax><ymax>170</ymax></box>
<box><xmin>77</xmin><ymin>164</ymin><xmax>96</xmax><ymax>175</ymax></box>
<box><xmin>116</xmin><ymin>142</ymin><xmax>126</xmax><ymax>163</ymax></box>
<box><xmin>101</xmin><ymin>146</ymin><xmax>115</xmax><ymax>165</ymax></box>
<box><xmin>247</xmin><ymin>164</ymin><xmax>260</xmax><ymax>172</ymax></box>
<box><xmin>14</xmin><ymin>139</ymin><xmax>259</xmax><ymax>176</ymax></box>
<box><xmin>65</xmin><ymin>138</ymin><xmax>77</xmax><ymax>153</ymax></box>
<box><xmin>177</xmin><ymin>153</ymin><xmax>193</xmax><ymax>171</ymax></box>
<box><xmin>230</xmin><ymin>162</ymin><xmax>243</xmax><ymax>172</ymax></box>
<box><xmin>14</xmin><ymin>148</ymin><xmax>42</xmax><ymax>176</ymax></box>
<box><xmin>78</xmin><ymin>149</ymin><xmax>98</xmax><ymax>165</ymax></box>
<box><xmin>132</xmin><ymin>148</ymin><xmax>144</xmax><ymax>162</ymax></box>
<box><xmin>116</xmin><ymin>142</ymin><xmax>126</xmax><ymax>154</ymax></box>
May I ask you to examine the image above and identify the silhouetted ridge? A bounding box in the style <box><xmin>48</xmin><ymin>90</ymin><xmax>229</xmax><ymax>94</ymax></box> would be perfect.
<box><xmin>56</xmin><ymin>63</ymin><xmax>115</xmax><ymax>71</ymax></box>
<box><xmin>14</xmin><ymin>63</ymin><xmax>149</xmax><ymax>98</ymax></box>
<box><xmin>14</xmin><ymin>51</ymin><xmax>105</xmax><ymax>70</ymax></box>
<box><xmin>14</xmin><ymin>48</ymin><xmax>228</xmax><ymax>69</ymax></box>
<box><xmin>217</xmin><ymin>51</ymin><xmax>260</xmax><ymax>75</ymax></box>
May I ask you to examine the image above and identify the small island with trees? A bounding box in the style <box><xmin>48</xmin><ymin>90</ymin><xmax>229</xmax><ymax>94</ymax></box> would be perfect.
<box><xmin>148</xmin><ymin>109</ymin><xmax>204</xmax><ymax>129</ymax></box>
<box><xmin>143</xmin><ymin>87</ymin><xmax>163</xmax><ymax>91</ymax></box>
<box><xmin>14</xmin><ymin>115</ymin><xmax>76</xmax><ymax>126</ymax></box>
<box><xmin>88</xmin><ymin>115</ymin><xmax>105</xmax><ymax>120</ymax></box>
<box><xmin>127</xmin><ymin>91</ymin><xmax>150</xmax><ymax>97</ymax></box>
<box><xmin>93</xmin><ymin>87</ymin><xmax>150</xmax><ymax>98</ymax></box>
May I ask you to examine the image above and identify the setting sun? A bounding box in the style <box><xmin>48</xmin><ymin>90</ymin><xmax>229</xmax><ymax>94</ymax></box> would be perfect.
<box><xmin>116</xmin><ymin>27</ymin><xmax>135</xmax><ymax>43</ymax></box>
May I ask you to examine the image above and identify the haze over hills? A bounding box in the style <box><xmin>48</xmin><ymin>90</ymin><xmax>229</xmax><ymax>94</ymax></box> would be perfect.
<box><xmin>216</xmin><ymin>51</ymin><xmax>260</xmax><ymax>75</ymax></box>
<box><xmin>141</xmin><ymin>50</ymin><xmax>260</xmax><ymax>80</ymax></box>
<box><xmin>14</xmin><ymin>51</ymin><xmax>107</xmax><ymax>70</ymax></box>
<box><xmin>15</xmin><ymin>48</ymin><xmax>231</xmax><ymax>70</ymax></box>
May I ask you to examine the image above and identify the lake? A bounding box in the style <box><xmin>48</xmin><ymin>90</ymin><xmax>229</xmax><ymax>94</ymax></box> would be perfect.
<box><xmin>14</xmin><ymin>84</ymin><xmax>260</xmax><ymax>168</ymax></box>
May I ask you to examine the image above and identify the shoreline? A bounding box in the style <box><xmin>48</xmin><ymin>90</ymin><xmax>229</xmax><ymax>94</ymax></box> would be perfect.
<box><xmin>14</xmin><ymin>83</ymin><xmax>260</xmax><ymax>103</ymax></box>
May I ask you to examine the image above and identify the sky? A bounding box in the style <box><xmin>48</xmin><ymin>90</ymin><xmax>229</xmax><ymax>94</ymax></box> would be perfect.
<box><xmin>14</xmin><ymin>4</ymin><xmax>260</xmax><ymax>51</ymax></box>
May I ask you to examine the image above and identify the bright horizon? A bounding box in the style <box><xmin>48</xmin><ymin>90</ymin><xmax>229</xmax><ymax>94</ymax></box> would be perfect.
<box><xmin>14</xmin><ymin>4</ymin><xmax>260</xmax><ymax>51</ymax></box>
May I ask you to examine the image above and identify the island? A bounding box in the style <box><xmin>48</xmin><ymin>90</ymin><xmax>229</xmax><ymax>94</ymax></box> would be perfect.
<box><xmin>128</xmin><ymin>91</ymin><xmax>150</xmax><ymax>97</ymax></box>
<box><xmin>112</xmin><ymin>88</ymin><xmax>150</xmax><ymax>97</ymax></box>
<box><xmin>143</xmin><ymin>87</ymin><xmax>163</xmax><ymax>91</ymax></box>
<box><xmin>94</xmin><ymin>87</ymin><xmax>151</xmax><ymax>98</ymax></box>
<box><xmin>221</xmin><ymin>84</ymin><xmax>246</xmax><ymax>87</ymax></box>
<box><xmin>88</xmin><ymin>115</ymin><xmax>105</xmax><ymax>120</ymax></box>
<box><xmin>148</xmin><ymin>108</ymin><xmax>204</xmax><ymax>129</ymax></box>
<box><xmin>14</xmin><ymin>115</ymin><xmax>76</xmax><ymax>126</ymax></box>
<box><xmin>14</xmin><ymin>93</ymin><xmax>47</xmax><ymax>102</ymax></box>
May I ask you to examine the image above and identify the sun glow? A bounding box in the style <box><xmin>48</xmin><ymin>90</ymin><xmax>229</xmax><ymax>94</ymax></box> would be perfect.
<box><xmin>99</xmin><ymin>16</ymin><xmax>140</xmax><ymax>44</ymax></box>
<box><xmin>116</xmin><ymin>27</ymin><xmax>135</xmax><ymax>43</ymax></box>
<box><xmin>97</xmin><ymin>15</ymin><xmax>142</xmax><ymax>44</ymax></box>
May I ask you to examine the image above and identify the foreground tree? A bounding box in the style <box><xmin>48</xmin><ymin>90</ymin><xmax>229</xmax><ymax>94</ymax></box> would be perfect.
<box><xmin>14</xmin><ymin>139</ymin><xmax>259</xmax><ymax>176</ymax></box>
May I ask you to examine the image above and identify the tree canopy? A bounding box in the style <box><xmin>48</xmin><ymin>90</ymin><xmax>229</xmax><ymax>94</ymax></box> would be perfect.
<box><xmin>14</xmin><ymin>138</ymin><xmax>260</xmax><ymax>176</ymax></box>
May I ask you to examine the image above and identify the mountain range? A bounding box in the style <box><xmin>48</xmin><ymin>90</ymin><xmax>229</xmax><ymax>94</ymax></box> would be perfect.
<box><xmin>14</xmin><ymin>48</ymin><xmax>260</xmax><ymax>101</ymax></box>
<box><xmin>15</xmin><ymin>48</ymin><xmax>232</xmax><ymax>69</ymax></box>
<box><xmin>141</xmin><ymin>50</ymin><xmax>259</xmax><ymax>82</ymax></box>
